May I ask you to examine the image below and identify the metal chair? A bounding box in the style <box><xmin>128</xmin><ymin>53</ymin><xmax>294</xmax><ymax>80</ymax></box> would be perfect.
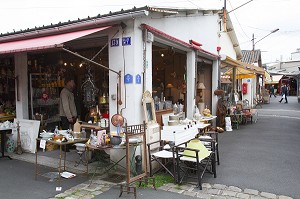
<box><xmin>199</xmin><ymin>130</ymin><xmax>220</xmax><ymax>165</ymax></box>
<box><xmin>175</xmin><ymin>139</ymin><xmax>216</xmax><ymax>190</ymax></box>
<box><xmin>147</xmin><ymin>140</ymin><xmax>176</xmax><ymax>181</ymax></box>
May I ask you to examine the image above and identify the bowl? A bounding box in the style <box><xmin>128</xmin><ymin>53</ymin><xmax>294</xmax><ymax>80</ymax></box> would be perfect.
<box><xmin>110</xmin><ymin>136</ymin><xmax>122</xmax><ymax>145</ymax></box>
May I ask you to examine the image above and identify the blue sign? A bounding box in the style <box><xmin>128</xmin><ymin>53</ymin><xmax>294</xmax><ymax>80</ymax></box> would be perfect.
<box><xmin>247</xmin><ymin>79</ymin><xmax>251</xmax><ymax>82</ymax></box>
<box><xmin>122</xmin><ymin>37</ymin><xmax>131</xmax><ymax>46</ymax></box>
<box><xmin>124</xmin><ymin>74</ymin><xmax>133</xmax><ymax>84</ymax></box>
<box><xmin>136</xmin><ymin>74</ymin><xmax>141</xmax><ymax>84</ymax></box>
<box><xmin>111</xmin><ymin>38</ymin><xmax>119</xmax><ymax>47</ymax></box>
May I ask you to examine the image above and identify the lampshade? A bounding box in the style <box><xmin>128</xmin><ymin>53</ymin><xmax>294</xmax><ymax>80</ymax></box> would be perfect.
<box><xmin>166</xmin><ymin>83</ymin><xmax>174</xmax><ymax>89</ymax></box>
<box><xmin>197</xmin><ymin>82</ymin><xmax>206</xmax><ymax>90</ymax></box>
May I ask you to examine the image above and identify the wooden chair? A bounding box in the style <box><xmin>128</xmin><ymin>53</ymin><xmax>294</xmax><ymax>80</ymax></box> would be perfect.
<box><xmin>253</xmin><ymin>95</ymin><xmax>263</xmax><ymax>108</ymax></box>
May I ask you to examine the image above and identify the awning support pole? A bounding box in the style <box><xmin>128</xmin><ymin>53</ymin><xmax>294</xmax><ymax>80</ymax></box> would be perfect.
<box><xmin>62</xmin><ymin>47</ymin><xmax>119</xmax><ymax>75</ymax></box>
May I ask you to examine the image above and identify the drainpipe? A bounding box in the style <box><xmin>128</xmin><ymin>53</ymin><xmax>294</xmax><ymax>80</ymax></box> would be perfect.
<box><xmin>0</xmin><ymin>10</ymin><xmax>149</xmax><ymax>42</ymax></box>
<box><xmin>232</xmin><ymin>66</ymin><xmax>237</xmax><ymax>104</ymax></box>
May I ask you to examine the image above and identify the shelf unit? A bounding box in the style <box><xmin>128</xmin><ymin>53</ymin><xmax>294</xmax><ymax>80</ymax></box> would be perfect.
<box><xmin>29</xmin><ymin>73</ymin><xmax>62</xmax><ymax>128</ymax></box>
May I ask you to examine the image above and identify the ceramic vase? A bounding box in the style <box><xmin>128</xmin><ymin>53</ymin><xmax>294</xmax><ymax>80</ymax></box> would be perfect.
<box><xmin>6</xmin><ymin>134</ymin><xmax>15</xmax><ymax>153</ymax></box>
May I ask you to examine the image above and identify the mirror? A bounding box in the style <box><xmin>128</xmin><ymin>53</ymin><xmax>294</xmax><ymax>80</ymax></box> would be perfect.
<box><xmin>142</xmin><ymin>91</ymin><xmax>157</xmax><ymax>125</ymax></box>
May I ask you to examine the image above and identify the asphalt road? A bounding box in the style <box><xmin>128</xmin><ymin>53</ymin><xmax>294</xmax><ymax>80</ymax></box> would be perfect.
<box><xmin>0</xmin><ymin>96</ymin><xmax>299</xmax><ymax>199</ymax></box>
<box><xmin>201</xmin><ymin>96</ymin><xmax>300</xmax><ymax>198</ymax></box>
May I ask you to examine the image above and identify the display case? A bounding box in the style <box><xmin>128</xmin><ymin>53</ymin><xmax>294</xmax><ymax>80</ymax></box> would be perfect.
<box><xmin>0</xmin><ymin>57</ymin><xmax>16</xmax><ymax>118</ymax></box>
<box><xmin>29</xmin><ymin>73</ymin><xmax>62</xmax><ymax>129</ymax></box>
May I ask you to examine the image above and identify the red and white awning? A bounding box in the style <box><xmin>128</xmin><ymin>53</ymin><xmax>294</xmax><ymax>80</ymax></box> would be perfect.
<box><xmin>0</xmin><ymin>26</ymin><xmax>111</xmax><ymax>54</ymax></box>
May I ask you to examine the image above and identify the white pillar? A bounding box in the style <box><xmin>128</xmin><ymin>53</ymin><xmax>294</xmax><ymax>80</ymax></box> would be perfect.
<box><xmin>144</xmin><ymin>32</ymin><xmax>153</xmax><ymax>92</ymax></box>
<box><xmin>14</xmin><ymin>52</ymin><xmax>29</xmax><ymax>119</ymax></box>
<box><xmin>186</xmin><ymin>51</ymin><xmax>196</xmax><ymax>119</ymax></box>
<box><xmin>108</xmin><ymin>22</ymin><xmax>145</xmax><ymax>126</ymax></box>
<box><xmin>211</xmin><ymin>59</ymin><xmax>219</xmax><ymax>116</ymax></box>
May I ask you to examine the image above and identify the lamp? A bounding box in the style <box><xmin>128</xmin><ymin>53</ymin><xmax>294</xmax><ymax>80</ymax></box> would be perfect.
<box><xmin>197</xmin><ymin>82</ymin><xmax>206</xmax><ymax>102</ymax></box>
<box><xmin>166</xmin><ymin>83</ymin><xmax>174</xmax><ymax>101</ymax></box>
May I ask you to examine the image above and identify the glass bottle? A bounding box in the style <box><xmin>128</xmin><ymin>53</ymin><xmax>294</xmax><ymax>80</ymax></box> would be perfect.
<box><xmin>81</xmin><ymin>128</ymin><xmax>86</xmax><ymax>139</ymax></box>
<box><xmin>54</xmin><ymin>126</ymin><xmax>59</xmax><ymax>134</ymax></box>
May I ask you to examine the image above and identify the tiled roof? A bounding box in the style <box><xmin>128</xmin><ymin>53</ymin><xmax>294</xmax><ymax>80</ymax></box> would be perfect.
<box><xmin>0</xmin><ymin>6</ymin><xmax>148</xmax><ymax>37</ymax></box>
<box><xmin>1</xmin><ymin>6</ymin><xmax>219</xmax><ymax>38</ymax></box>
<box><xmin>241</xmin><ymin>50</ymin><xmax>261</xmax><ymax>64</ymax></box>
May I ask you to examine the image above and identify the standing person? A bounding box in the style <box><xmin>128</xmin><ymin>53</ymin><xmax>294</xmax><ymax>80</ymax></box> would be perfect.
<box><xmin>59</xmin><ymin>75</ymin><xmax>77</xmax><ymax>152</ymax></box>
<box><xmin>269</xmin><ymin>85</ymin><xmax>276</xmax><ymax>98</ymax></box>
<box><xmin>279</xmin><ymin>84</ymin><xmax>288</xmax><ymax>103</ymax></box>
<box><xmin>60</xmin><ymin>75</ymin><xmax>77</xmax><ymax>129</ymax></box>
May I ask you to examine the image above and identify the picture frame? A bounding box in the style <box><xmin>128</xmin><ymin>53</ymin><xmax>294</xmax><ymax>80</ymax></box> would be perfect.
<box><xmin>124</xmin><ymin>122</ymin><xmax>147</xmax><ymax>184</ymax></box>
<box><xmin>142</xmin><ymin>90</ymin><xmax>157</xmax><ymax>125</ymax></box>
<box><xmin>12</xmin><ymin>119</ymin><xmax>40</xmax><ymax>153</ymax></box>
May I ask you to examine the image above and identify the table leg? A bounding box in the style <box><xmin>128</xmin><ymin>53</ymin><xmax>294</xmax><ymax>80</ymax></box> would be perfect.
<box><xmin>35</xmin><ymin>139</ymin><xmax>38</xmax><ymax>180</ymax></box>
<box><xmin>63</xmin><ymin>145</ymin><xmax>66</xmax><ymax>171</ymax></box>
<box><xmin>58</xmin><ymin>145</ymin><xmax>62</xmax><ymax>187</ymax></box>
<box><xmin>86</xmin><ymin>148</ymin><xmax>89</xmax><ymax>175</ymax></box>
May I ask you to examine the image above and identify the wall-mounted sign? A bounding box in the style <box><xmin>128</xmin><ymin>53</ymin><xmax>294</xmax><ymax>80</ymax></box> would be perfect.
<box><xmin>247</xmin><ymin>79</ymin><xmax>251</xmax><ymax>82</ymax></box>
<box><xmin>136</xmin><ymin>74</ymin><xmax>141</xmax><ymax>84</ymax></box>
<box><xmin>124</xmin><ymin>74</ymin><xmax>133</xmax><ymax>84</ymax></box>
<box><xmin>122</xmin><ymin>37</ymin><xmax>131</xmax><ymax>46</ymax></box>
<box><xmin>111</xmin><ymin>38</ymin><xmax>119</xmax><ymax>47</ymax></box>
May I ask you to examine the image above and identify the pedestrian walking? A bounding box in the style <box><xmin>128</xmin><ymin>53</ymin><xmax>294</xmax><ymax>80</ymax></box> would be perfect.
<box><xmin>286</xmin><ymin>84</ymin><xmax>290</xmax><ymax>96</ymax></box>
<box><xmin>269</xmin><ymin>85</ymin><xmax>276</xmax><ymax>98</ymax></box>
<box><xmin>279</xmin><ymin>84</ymin><xmax>288</xmax><ymax>103</ymax></box>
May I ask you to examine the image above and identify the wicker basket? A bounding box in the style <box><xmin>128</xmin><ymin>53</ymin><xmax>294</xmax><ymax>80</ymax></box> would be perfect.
<box><xmin>46</xmin><ymin>142</ymin><xmax>58</xmax><ymax>151</ymax></box>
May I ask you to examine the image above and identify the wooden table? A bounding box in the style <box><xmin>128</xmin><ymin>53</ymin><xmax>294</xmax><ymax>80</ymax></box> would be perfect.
<box><xmin>0</xmin><ymin>115</ymin><xmax>15</xmax><ymax>122</ymax></box>
<box><xmin>35</xmin><ymin>138</ymin><xmax>88</xmax><ymax>187</ymax></box>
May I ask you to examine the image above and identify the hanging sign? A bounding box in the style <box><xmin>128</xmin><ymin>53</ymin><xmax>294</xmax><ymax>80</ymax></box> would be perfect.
<box><xmin>124</xmin><ymin>74</ymin><xmax>133</xmax><ymax>84</ymax></box>
<box><xmin>111</xmin><ymin>38</ymin><xmax>119</xmax><ymax>47</ymax></box>
<box><xmin>122</xmin><ymin>37</ymin><xmax>131</xmax><ymax>46</ymax></box>
<box><xmin>136</xmin><ymin>74</ymin><xmax>141</xmax><ymax>84</ymax></box>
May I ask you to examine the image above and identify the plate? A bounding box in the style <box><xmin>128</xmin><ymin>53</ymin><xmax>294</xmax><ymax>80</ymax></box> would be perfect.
<box><xmin>128</xmin><ymin>138</ymin><xmax>141</xmax><ymax>143</ymax></box>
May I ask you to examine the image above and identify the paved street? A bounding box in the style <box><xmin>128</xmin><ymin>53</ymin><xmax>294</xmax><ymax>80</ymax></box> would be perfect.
<box><xmin>0</xmin><ymin>96</ymin><xmax>299</xmax><ymax>199</ymax></box>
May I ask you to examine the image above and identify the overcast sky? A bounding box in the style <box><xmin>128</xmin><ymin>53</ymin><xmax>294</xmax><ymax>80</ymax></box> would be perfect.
<box><xmin>1</xmin><ymin>0</ymin><xmax>299</xmax><ymax>64</ymax></box>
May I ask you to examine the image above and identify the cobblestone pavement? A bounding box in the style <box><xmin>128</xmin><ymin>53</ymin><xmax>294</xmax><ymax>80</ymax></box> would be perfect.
<box><xmin>47</xmin><ymin>178</ymin><xmax>294</xmax><ymax>199</ymax></box>
<box><xmin>158</xmin><ymin>183</ymin><xmax>294</xmax><ymax>199</ymax></box>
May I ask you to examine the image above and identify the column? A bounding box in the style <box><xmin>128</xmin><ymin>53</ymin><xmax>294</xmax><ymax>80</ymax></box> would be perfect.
<box><xmin>14</xmin><ymin>52</ymin><xmax>29</xmax><ymax>119</ymax></box>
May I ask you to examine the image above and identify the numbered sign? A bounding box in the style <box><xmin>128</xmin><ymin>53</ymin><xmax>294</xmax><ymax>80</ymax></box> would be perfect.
<box><xmin>124</xmin><ymin>74</ymin><xmax>133</xmax><ymax>84</ymax></box>
<box><xmin>122</xmin><ymin>37</ymin><xmax>131</xmax><ymax>46</ymax></box>
<box><xmin>136</xmin><ymin>74</ymin><xmax>141</xmax><ymax>84</ymax></box>
<box><xmin>111</xmin><ymin>38</ymin><xmax>119</xmax><ymax>47</ymax></box>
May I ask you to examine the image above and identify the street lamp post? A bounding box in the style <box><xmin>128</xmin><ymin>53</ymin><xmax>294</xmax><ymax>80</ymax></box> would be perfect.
<box><xmin>252</xmin><ymin>28</ymin><xmax>279</xmax><ymax>51</ymax></box>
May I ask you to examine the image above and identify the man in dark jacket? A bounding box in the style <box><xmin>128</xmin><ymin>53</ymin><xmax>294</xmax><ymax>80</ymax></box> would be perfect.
<box><xmin>279</xmin><ymin>84</ymin><xmax>288</xmax><ymax>103</ymax></box>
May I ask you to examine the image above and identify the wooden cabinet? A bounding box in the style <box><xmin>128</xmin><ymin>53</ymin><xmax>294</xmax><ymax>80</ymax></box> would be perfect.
<box><xmin>29</xmin><ymin>73</ymin><xmax>62</xmax><ymax>129</ymax></box>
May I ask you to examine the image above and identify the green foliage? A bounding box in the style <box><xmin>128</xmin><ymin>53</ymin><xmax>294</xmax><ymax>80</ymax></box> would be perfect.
<box><xmin>136</xmin><ymin>173</ymin><xmax>174</xmax><ymax>188</ymax></box>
